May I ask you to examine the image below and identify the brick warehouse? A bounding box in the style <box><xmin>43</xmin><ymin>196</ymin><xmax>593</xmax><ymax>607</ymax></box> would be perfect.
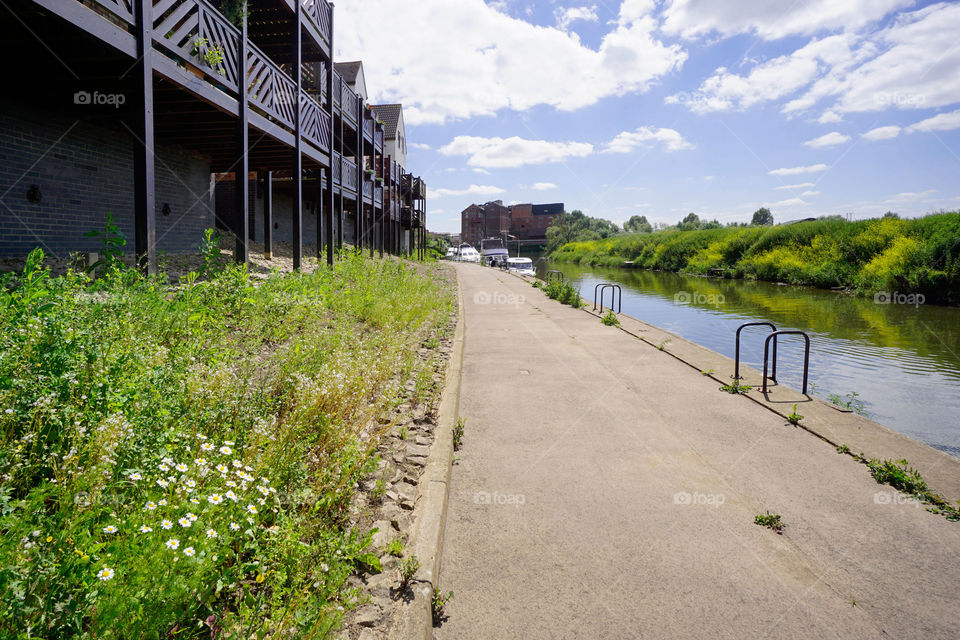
<box><xmin>460</xmin><ymin>201</ymin><xmax>563</xmax><ymax>247</ymax></box>
<box><xmin>0</xmin><ymin>0</ymin><xmax>428</xmax><ymax>269</ymax></box>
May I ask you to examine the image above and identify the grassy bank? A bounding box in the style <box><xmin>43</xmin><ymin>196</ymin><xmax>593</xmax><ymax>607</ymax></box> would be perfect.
<box><xmin>550</xmin><ymin>213</ymin><xmax>960</xmax><ymax>304</ymax></box>
<box><xmin>0</xmin><ymin>249</ymin><xmax>453</xmax><ymax>638</ymax></box>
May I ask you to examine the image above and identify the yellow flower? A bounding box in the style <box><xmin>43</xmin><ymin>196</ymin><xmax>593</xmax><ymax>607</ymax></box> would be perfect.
<box><xmin>46</xmin><ymin>536</ymin><xmax>53</xmax><ymax>543</ymax></box>
<box><xmin>256</xmin><ymin>573</ymin><xmax>265</xmax><ymax>583</ymax></box>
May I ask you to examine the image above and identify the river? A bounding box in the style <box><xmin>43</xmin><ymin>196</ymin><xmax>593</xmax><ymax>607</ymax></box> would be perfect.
<box><xmin>533</xmin><ymin>258</ymin><xmax>960</xmax><ymax>458</ymax></box>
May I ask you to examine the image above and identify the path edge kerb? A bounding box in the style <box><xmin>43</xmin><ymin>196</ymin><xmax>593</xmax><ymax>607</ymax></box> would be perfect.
<box><xmin>392</xmin><ymin>266</ymin><xmax>465</xmax><ymax>639</ymax></box>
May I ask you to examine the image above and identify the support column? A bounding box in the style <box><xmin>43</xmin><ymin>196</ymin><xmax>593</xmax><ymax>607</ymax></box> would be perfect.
<box><xmin>233</xmin><ymin>11</ymin><xmax>249</xmax><ymax>263</ymax></box>
<box><xmin>262</xmin><ymin>170</ymin><xmax>272</xmax><ymax>260</ymax></box>
<box><xmin>132</xmin><ymin>0</ymin><xmax>156</xmax><ymax>274</ymax></box>
<box><xmin>316</xmin><ymin>168</ymin><xmax>325</xmax><ymax>257</ymax></box>
<box><xmin>292</xmin><ymin>3</ymin><xmax>303</xmax><ymax>270</ymax></box>
<box><xmin>355</xmin><ymin>98</ymin><xmax>362</xmax><ymax>252</ymax></box>
<box><xmin>325</xmin><ymin>5</ymin><xmax>335</xmax><ymax>267</ymax></box>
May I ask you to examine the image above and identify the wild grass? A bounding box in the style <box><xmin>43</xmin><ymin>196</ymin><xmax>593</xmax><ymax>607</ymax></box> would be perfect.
<box><xmin>0</xmin><ymin>248</ymin><xmax>453</xmax><ymax>638</ymax></box>
<box><xmin>550</xmin><ymin>212</ymin><xmax>960</xmax><ymax>304</ymax></box>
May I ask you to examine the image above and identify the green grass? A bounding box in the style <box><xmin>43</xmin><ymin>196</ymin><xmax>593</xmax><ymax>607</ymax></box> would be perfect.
<box><xmin>754</xmin><ymin>512</ymin><xmax>785</xmax><ymax>534</ymax></box>
<box><xmin>0</xmin><ymin>248</ymin><xmax>453</xmax><ymax>637</ymax></box>
<box><xmin>543</xmin><ymin>279</ymin><xmax>584</xmax><ymax>308</ymax></box>
<box><xmin>550</xmin><ymin>212</ymin><xmax>960</xmax><ymax>304</ymax></box>
<box><xmin>600</xmin><ymin>310</ymin><xmax>620</xmax><ymax>326</ymax></box>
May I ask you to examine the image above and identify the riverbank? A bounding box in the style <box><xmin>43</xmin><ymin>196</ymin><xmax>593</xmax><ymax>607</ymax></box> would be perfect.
<box><xmin>550</xmin><ymin>212</ymin><xmax>960</xmax><ymax>304</ymax></box>
<box><xmin>0</xmin><ymin>249</ymin><xmax>455</xmax><ymax>637</ymax></box>
<box><xmin>437</xmin><ymin>262</ymin><xmax>960</xmax><ymax>639</ymax></box>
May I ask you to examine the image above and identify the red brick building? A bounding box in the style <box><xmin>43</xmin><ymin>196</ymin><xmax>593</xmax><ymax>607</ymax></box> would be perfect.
<box><xmin>460</xmin><ymin>201</ymin><xmax>563</xmax><ymax>245</ymax></box>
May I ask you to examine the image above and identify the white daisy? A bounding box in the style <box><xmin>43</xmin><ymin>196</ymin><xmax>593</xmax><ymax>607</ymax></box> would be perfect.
<box><xmin>145</xmin><ymin>501</ymin><xmax>157</xmax><ymax>510</ymax></box>
<box><xmin>158</xmin><ymin>499</ymin><xmax>168</xmax><ymax>506</ymax></box>
<box><xmin>219</xmin><ymin>446</ymin><xmax>232</xmax><ymax>455</ymax></box>
<box><xmin>225</xmin><ymin>491</ymin><xmax>238</xmax><ymax>502</ymax></box>
<box><xmin>175</xmin><ymin>463</ymin><xmax>188</xmax><ymax>473</ymax></box>
<box><xmin>194</xmin><ymin>458</ymin><xmax>207</xmax><ymax>466</ymax></box>
<box><xmin>229</xmin><ymin>522</ymin><xmax>240</xmax><ymax>531</ymax></box>
<box><xmin>208</xmin><ymin>494</ymin><xmax>223</xmax><ymax>505</ymax></box>
<box><xmin>165</xmin><ymin>538</ymin><xmax>180</xmax><ymax>550</ymax></box>
<box><xmin>139</xmin><ymin>525</ymin><xmax>153</xmax><ymax>533</ymax></box>
<box><xmin>206</xmin><ymin>529</ymin><xmax>218</xmax><ymax>538</ymax></box>
<box><xmin>187</xmin><ymin>512</ymin><xmax>198</xmax><ymax>522</ymax></box>
<box><xmin>161</xmin><ymin>519</ymin><xmax>173</xmax><ymax>530</ymax></box>
<box><xmin>102</xmin><ymin>525</ymin><xmax>118</xmax><ymax>534</ymax></box>
<box><xmin>246</xmin><ymin>504</ymin><xmax>258</xmax><ymax>515</ymax></box>
<box><xmin>183</xmin><ymin>546</ymin><xmax>196</xmax><ymax>557</ymax></box>
<box><xmin>156</xmin><ymin>479</ymin><xmax>169</xmax><ymax>488</ymax></box>
<box><xmin>127</xmin><ymin>472</ymin><xmax>142</xmax><ymax>481</ymax></box>
<box><xmin>201</xmin><ymin>442</ymin><xmax>214</xmax><ymax>452</ymax></box>
<box><xmin>97</xmin><ymin>567</ymin><xmax>114</xmax><ymax>581</ymax></box>
<box><xmin>178</xmin><ymin>517</ymin><xmax>192</xmax><ymax>528</ymax></box>
<box><xmin>232</xmin><ymin>460</ymin><xmax>242</xmax><ymax>468</ymax></box>
<box><xmin>216</xmin><ymin>464</ymin><xmax>229</xmax><ymax>474</ymax></box>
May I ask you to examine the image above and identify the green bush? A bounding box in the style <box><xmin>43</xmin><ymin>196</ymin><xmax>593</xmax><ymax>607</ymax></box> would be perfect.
<box><xmin>550</xmin><ymin>212</ymin><xmax>960</xmax><ymax>303</ymax></box>
<box><xmin>0</xmin><ymin>250</ymin><xmax>452</xmax><ymax>637</ymax></box>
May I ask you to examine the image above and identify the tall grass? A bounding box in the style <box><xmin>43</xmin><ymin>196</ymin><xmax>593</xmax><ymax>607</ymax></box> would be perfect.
<box><xmin>0</xmin><ymin>249</ymin><xmax>453</xmax><ymax>638</ymax></box>
<box><xmin>550</xmin><ymin>213</ymin><xmax>960</xmax><ymax>304</ymax></box>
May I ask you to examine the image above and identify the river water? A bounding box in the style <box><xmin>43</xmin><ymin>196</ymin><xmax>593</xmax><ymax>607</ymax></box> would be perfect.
<box><xmin>535</xmin><ymin>259</ymin><xmax>960</xmax><ymax>458</ymax></box>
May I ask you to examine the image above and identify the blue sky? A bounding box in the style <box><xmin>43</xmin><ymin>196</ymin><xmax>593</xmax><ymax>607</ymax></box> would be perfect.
<box><xmin>336</xmin><ymin>1</ymin><xmax>960</xmax><ymax>233</ymax></box>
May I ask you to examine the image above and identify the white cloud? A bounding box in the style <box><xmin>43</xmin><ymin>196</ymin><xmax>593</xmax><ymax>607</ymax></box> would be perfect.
<box><xmin>556</xmin><ymin>5</ymin><xmax>598</xmax><ymax>30</ymax></box>
<box><xmin>667</xmin><ymin>34</ymin><xmax>860</xmax><ymax>113</ymax></box>
<box><xmin>862</xmin><ymin>125</ymin><xmax>902</xmax><ymax>140</ymax></box>
<box><xmin>605</xmin><ymin>126</ymin><xmax>694</xmax><ymax>152</ymax></box>
<box><xmin>432</xmin><ymin>184</ymin><xmax>506</xmax><ymax>198</ymax></box>
<box><xmin>774</xmin><ymin>182</ymin><xmax>815</xmax><ymax>190</ymax></box>
<box><xmin>410</xmin><ymin>142</ymin><xmax>432</xmax><ymax>150</ymax></box>
<box><xmin>803</xmin><ymin>131</ymin><xmax>850</xmax><ymax>148</ymax></box>
<box><xmin>801</xmin><ymin>190</ymin><xmax>820</xmax><ymax>197</ymax></box>
<box><xmin>472</xmin><ymin>167</ymin><xmax>492</xmax><ymax>175</ymax></box>
<box><xmin>530</xmin><ymin>182</ymin><xmax>558</xmax><ymax>191</ymax></box>
<box><xmin>906</xmin><ymin>108</ymin><xmax>960</xmax><ymax>133</ymax></box>
<box><xmin>335</xmin><ymin>0</ymin><xmax>686</xmax><ymax>124</ymax></box>
<box><xmin>661</xmin><ymin>0</ymin><xmax>912</xmax><ymax>40</ymax></box>
<box><xmin>884</xmin><ymin>190</ymin><xmax>937</xmax><ymax>203</ymax></box>
<box><xmin>773</xmin><ymin>197</ymin><xmax>809</xmax><ymax>207</ymax></box>
<box><xmin>788</xmin><ymin>4</ymin><xmax>960</xmax><ymax>116</ymax></box>
<box><xmin>769</xmin><ymin>163</ymin><xmax>828</xmax><ymax>176</ymax></box>
<box><xmin>439</xmin><ymin>135</ymin><xmax>593</xmax><ymax>168</ymax></box>
<box><xmin>817</xmin><ymin>110</ymin><xmax>843</xmax><ymax>123</ymax></box>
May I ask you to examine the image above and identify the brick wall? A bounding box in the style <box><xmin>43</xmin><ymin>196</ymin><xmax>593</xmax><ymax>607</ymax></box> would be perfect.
<box><xmin>0</xmin><ymin>101</ymin><xmax>213</xmax><ymax>258</ymax></box>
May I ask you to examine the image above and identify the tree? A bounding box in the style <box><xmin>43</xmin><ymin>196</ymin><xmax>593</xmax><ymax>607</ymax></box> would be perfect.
<box><xmin>751</xmin><ymin>207</ymin><xmax>774</xmax><ymax>226</ymax></box>
<box><xmin>546</xmin><ymin>210</ymin><xmax>622</xmax><ymax>252</ymax></box>
<box><xmin>624</xmin><ymin>215</ymin><xmax>653</xmax><ymax>234</ymax></box>
<box><xmin>883</xmin><ymin>211</ymin><xmax>900</xmax><ymax>219</ymax></box>
<box><xmin>679</xmin><ymin>212</ymin><xmax>700</xmax><ymax>230</ymax></box>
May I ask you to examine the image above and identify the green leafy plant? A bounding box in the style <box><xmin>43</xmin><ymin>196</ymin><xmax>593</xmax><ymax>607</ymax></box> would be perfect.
<box><xmin>386</xmin><ymin>538</ymin><xmax>404</xmax><ymax>558</ymax></box>
<box><xmin>452</xmin><ymin>417</ymin><xmax>465</xmax><ymax>451</ymax></box>
<box><xmin>544</xmin><ymin>279</ymin><xmax>583</xmax><ymax>308</ymax></box>
<box><xmin>863</xmin><ymin>458</ymin><xmax>959</xmax><ymax>521</ymax></box>
<box><xmin>787</xmin><ymin>404</ymin><xmax>803</xmax><ymax>425</ymax></box>
<box><xmin>701</xmin><ymin>369</ymin><xmax>714</xmax><ymax>376</ymax></box>
<box><xmin>657</xmin><ymin>339</ymin><xmax>671</xmax><ymax>351</ymax></box>
<box><xmin>198</xmin><ymin>228</ymin><xmax>222</xmax><ymax>277</ymax></box>
<box><xmin>754</xmin><ymin>511</ymin><xmax>785</xmax><ymax>534</ymax></box>
<box><xmin>601</xmin><ymin>310</ymin><xmax>620</xmax><ymax>326</ymax></box>
<box><xmin>192</xmin><ymin>37</ymin><xmax>226</xmax><ymax>75</ymax></box>
<box><xmin>828</xmin><ymin>391</ymin><xmax>867</xmax><ymax>416</ymax></box>
<box><xmin>720</xmin><ymin>381</ymin><xmax>752</xmax><ymax>394</ymax></box>
<box><xmin>83</xmin><ymin>211</ymin><xmax>127</xmax><ymax>273</ymax></box>
<box><xmin>836</xmin><ymin>444</ymin><xmax>851</xmax><ymax>454</ymax></box>
<box><xmin>399</xmin><ymin>555</ymin><xmax>420</xmax><ymax>588</ymax></box>
<box><xmin>432</xmin><ymin>589</ymin><xmax>454</xmax><ymax>625</ymax></box>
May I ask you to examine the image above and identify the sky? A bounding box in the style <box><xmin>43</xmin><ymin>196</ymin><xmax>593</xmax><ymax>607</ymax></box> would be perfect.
<box><xmin>334</xmin><ymin>0</ymin><xmax>960</xmax><ymax>234</ymax></box>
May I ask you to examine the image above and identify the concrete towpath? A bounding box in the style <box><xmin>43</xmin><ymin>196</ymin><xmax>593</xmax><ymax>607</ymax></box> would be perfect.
<box><xmin>434</xmin><ymin>263</ymin><xmax>960</xmax><ymax>640</ymax></box>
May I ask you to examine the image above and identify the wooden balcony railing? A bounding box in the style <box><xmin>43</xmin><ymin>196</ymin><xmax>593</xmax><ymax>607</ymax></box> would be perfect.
<box><xmin>375</xmin><ymin>128</ymin><xmax>383</xmax><ymax>148</ymax></box>
<box><xmin>341</xmin><ymin>84</ymin><xmax>358</xmax><ymax>124</ymax></box>
<box><xmin>95</xmin><ymin>0</ymin><xmax>134</xmax><ymax>24</ymax></box>
<box><xmin>301</xmin><ymin>0</ymin><xmax>332</xmax><ymax>51</ymax></box>
<box><xmin>363</xmin><ymin>115</ymin><xmax>374</xmax><ymax>139</ymax></box>
<box><xmin>340</xmin><ymin>155</ymin><xmax>358</xmax><ymax>192</ymax></box>
<box><xmin>362</xmin><ymin>180</ymin><xmax>372</xmax><ymax>199</ymax></box>
<box><xmin>247</xmin><ymin>45</ymin><xmax>298</xmax><ymax>130</ymax></box>
<box><xmin>374</xmin><ymin>184</ymin><xmax>383</xmax><ymax>204</ymax></box>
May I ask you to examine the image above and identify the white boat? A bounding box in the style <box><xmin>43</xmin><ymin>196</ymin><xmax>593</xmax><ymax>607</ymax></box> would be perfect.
<box><xmin>506</xmin><ymin>257</ymin><xmax>536</xmax><ymax>276</ymax></box>
<box><xmin>480</xmin><ymin>237</ymin><xmax>509</xmax><ymax>266</ymax></box>
<box><xmin>455</xmin><ymin>244</ymin><xmax>481</xmax><ymax>263</ymax></box>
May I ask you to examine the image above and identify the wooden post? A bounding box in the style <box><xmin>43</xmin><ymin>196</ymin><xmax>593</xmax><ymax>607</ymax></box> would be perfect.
<box><xmin>263</xmin><ymin>170</ymin><xmax>272</xmax><ymax>259</ymax></box>
<box><xmin>292</xmin><ymin>3</ymin><xmax>303</xmax><ymax>270</ymax></box>
<box><xmin>234</xmin><ymin>11</ymin><xmax>249</xmax><ymax>264</ymax></box>
<box><xmin>132</xmin><ymin>0</ymin><xmax>156</xmax><ymax>274</ymax></box>
<box><xmin>355</xmin><ymin>96</ymin><xmax>362</xmax><ymax>252</ymax></box>
<box><xmin>324</xmin><ymin>4</ymin><xmax>335</xmax><ymax>267</ymax></box>
<box><xmin>316</xmin><ymin>168</ymin><xmax>324</xmax><ymax>257</ymax></box>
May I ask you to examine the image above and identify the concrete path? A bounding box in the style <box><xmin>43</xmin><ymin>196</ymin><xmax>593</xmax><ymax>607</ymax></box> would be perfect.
<box><xmin>436</xmin><ymin>263</ymin><xmax>960</xmax><ymax>640</ymax></box>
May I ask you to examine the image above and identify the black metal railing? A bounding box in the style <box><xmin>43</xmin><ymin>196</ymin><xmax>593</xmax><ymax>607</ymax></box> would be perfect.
<box><xmin>592</xmin><ymin>283</ymin><xmax>622</xmax><ymax>313</ymax></box>
<box><xmin>734</xmin><ymin>322</ymin><xmax>777</xmax><ymax>381</ymax></box>
<box><xmin>762</xmin><ymin>330</ymin><xmax>810</xmax><ymax>395</ymax></box>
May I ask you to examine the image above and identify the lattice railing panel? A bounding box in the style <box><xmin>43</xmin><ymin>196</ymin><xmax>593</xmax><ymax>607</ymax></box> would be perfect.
<box><xmin>302</xmin><ymin>0</ymin><xmax>332</xmax><ymax>49</ymax></box>
<box><xmin>153</xmin><ymin>0</ymin><xmax>239</xmax><ymax>92</ymax></box>
<box><xmin>341</xmin><ymin>156</ymin><xmax>358</xmax><ymax>191</ymax></box>
<box><xmin>247</xmin><ymin>45</ymin><xmax>297</xmax><ymax>130</ymax></box>
<box><xmin>300</xmin><ymin>91</ymin><xmax>331</xmax><ymax>152</ymax></box>
<box><xmin>94</xmin><ymin>0</ymin><xmax>135</xmax><ymax>24</ymax></box>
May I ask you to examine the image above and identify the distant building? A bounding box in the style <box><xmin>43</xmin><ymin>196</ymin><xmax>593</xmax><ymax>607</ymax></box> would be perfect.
<box><xmin>460</xmin><ymin>201</ymin><xmax>563</xmax><ymax>246</ymax></box>
<box><xmin>334</xmin><ymin>61</ymin><xmax>368</xmax><ymax>100</ymax></box>
<box><xmin>371</xmin><ymin>104</ymin><xmax>407</xmax><ymax>169</ymax></box>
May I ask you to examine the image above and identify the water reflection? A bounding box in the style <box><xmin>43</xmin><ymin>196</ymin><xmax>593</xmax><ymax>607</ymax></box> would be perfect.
<box><xmin>536</xmin><ymin>260</ymin><xmax>960</xmax><ymax>457</ymax></box>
